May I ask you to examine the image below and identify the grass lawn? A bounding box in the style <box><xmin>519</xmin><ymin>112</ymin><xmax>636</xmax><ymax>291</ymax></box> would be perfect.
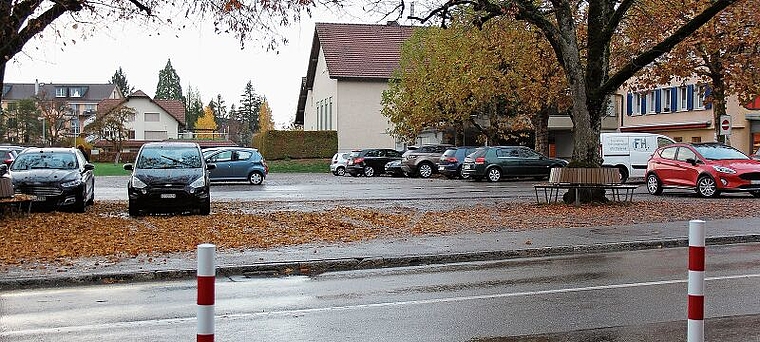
<box><xmin>93</xmin><ymin>159</ymin><xmax>331</xmax><ymax>176</ymax></box>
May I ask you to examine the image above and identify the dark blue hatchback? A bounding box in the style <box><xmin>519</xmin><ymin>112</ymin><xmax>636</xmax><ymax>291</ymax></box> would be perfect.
<box><xmin>438</xmin><ymin>146</ymin><xmax>479</xmax><ymax>179</ymax></box>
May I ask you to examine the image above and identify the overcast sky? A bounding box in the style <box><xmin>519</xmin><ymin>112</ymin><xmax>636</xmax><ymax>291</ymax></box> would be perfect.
<box><xmin>5</xmin><ymin>5</ymin><xmax>406</xmax><ymax>129</ymax></box>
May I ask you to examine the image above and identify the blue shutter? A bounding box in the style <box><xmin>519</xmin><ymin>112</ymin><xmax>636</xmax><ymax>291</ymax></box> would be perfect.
<box><xmin>704</xmin><ymin>86</ymin><xmax>712</xmax><ymax>109</ymax></box>
<box><xmin>627</xmin><ymin>93</ymin><xmax>633</xmax><ymax>116</ymax></box>
<box><xmin>671</xmin><ymin>87</ymin><xmax>678</xmax><ymax>111</ymax></box>
<box><xmin>687</xmin><ymin>84</ymin><xmax>694</xmax><ymax>110</ymax></box>
<box><xmin>641</xmin><ymin>95</ymin><xmax>647</xmax><ymax>114</ymax></box>
<box><xmin>655</xmin><ymin>89</ymin><xmax>662</xmax><ymax>113</ymax></box>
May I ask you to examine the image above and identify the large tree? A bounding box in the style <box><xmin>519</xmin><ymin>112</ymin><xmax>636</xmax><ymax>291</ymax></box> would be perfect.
<box><xmin>626</xmin><ymin>0</ymin><xmax>760</xmax><ymax>145</ymax></box>
<box><xmin>258</xmin><ymin>99</ymin><xmax>275</xmax><ymax>132</ymax></box>
<box><xmin>0</xmin><ymin>0</ymin><xmax>320</xmax><ymax>103</ymax></box>
<box><xmin>155</xmin><ymin>59</ymin><xmax>184</xmax><ymax>101</ymax></box>
<box><xmin>184</xmin><ymin>86</ymin><xmax>204</xmax><ymax>131</ymax></box>
<box><xmin>84</xmin><ymin>105</ymin><xmax>135</xmax><ymax>163</ymax></box>
<box><xmin>239</xmin><ymin>81</ymin><xmax>262</xmax><ymax>133</ymax></box>
<box><xmin>382</xmin><ymin>18</ymin><xmax>569</xmax><ymax>155</ymax></box>
<box><xmin>411</xmin><ymin>0</ymin><xmax>738</xmax><ymax>166</ymax></box>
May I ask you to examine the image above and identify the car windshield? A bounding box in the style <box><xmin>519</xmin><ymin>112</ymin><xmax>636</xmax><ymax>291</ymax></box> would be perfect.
<box><xmin>137</xmin><ymin>147</ymin><xmax>202</xmax><ymax>169</ymax></box>
<box><xmin>11</xmin><ymin>152</ymin><xmax>77</xmax><ymax>170</ymax></box>
<box><xmin>694</xmin><ymin>144</ymin><xmax>749</xmax><ymax>160</ymax></box>
<box><xmin>442</xmin><ymin>149</ymin><xmax>457</xmax><ymax>157</ymax></box>
<box><xmin>349</xmin><ymin>151</ymin><xmax>362</xmax><ymax>158</ymax></box>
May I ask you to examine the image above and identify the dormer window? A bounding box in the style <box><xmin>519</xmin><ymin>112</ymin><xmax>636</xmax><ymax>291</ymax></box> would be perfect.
<box><xmin>55</xmin><ymin>87</ymin><xmax>67</xmax><ymax>97</ymax></box>
<box><xmin>68</xmin><ymin>86</ymin><xmax>88</xmax><ymax>98</ymax></box>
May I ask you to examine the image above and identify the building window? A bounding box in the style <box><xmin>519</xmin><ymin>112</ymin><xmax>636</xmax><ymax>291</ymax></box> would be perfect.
<box><xmin>70</xmin><ymin>104</ymin><xmax>80</xmax><ymax>115</ymax></box>
<box><xmin>648</xmin><ymin>91</ymin><xmax>656</xmax><ymax>114</ymax></box>
<box><xmin>84</xmin><ymin>104</ymin><xmax>96</xmax><ymax>114</ymax></box>
<box><xmin>55</xmin><ymin>87</ymin><xmax>67</xmax><ymax>97</ymax></box>
<box><xmin>691</xmin><ymin>136</ymin><xmax>701</xmax><ymax>143</ymax></box>
<box><xmin>674</xmin><ymin>137</ymin><xmax>683</xmax><ymax>142</ymax></box>
<box><xmin>68</xmin><ymin>87</ymin><xmax>87</xmax><ymax>98</ymax></box>
<box><xmin>129</xmin><ymin>130</ymin><xmax>136</xmax><ymax>139</ymax></box>
<box><xmin>662</xmin><ymin>88</ymin><xmax>672</xmax><ymax>112</ymax></box>
<box><xmin>145</xmin><ymin>113</ymin><xmax>160</xmax><ymax>122</ymax></box>
<box><xmin>145</xmin><ymin>131</ymin><xmax>167</xmax><ymax>140</ymax></box>
<box><xmin>632</xmin><ymin>93</ymin><xmax>641</xmax><ymax>115</ymax></box>
<box><xmin>694</xmin><ymin>85</ymin><xmax>706</xmax><ymax>109</ymax></box>
<box><xmin>680</xmin><ymin>87</ymin><xmax>688</xmax><ymax>110</ymax></box>
<box><xmin>328</xmin><ymin>97</ymin><xmax>333</xmax><ymax>130</ymax></box>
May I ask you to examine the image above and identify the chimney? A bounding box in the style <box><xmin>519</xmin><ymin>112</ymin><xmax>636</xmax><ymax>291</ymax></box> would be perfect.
<box><xmin>34</xmin><ymin>79</ymin><xmax>39</xmax><ymax>95</ymax></box>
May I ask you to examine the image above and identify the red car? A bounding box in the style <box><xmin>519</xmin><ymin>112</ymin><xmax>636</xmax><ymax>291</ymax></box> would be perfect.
<box><xmin>646</xmin><ymin>142</ymin><xmax>760</xmax><ymax>198</ymax></box>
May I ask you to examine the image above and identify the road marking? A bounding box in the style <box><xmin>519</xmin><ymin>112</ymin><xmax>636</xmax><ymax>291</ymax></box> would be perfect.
<box><xmin>3</xmin><ymin>273</ymin><xmax>760</xmax><ymax>336</ymax></box>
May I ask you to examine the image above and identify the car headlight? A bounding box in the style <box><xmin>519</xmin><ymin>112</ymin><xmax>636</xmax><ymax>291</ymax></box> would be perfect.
<box><xmin>60</xmin><ymin>179</ymin><xmax>82</xmax><ymax>188</ymax></box>
<box><xmin>190</xmin><ymin>176</ymin><xmax>206</xmax><ymax>188</ymax></box>
<box><xmin>712</xmin><ymin>165</ymin><xmax>736</xmax><ymax>174</ymax></box>
<box><xmin>131</xmin><ymin>176</ymin><xmax>148</xmax><ymax>189</ymax></box>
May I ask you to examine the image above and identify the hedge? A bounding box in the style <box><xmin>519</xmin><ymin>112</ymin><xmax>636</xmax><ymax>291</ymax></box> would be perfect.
<box><xmin>252</xmin><ymin>130</ymin><xmax>337</xmax><ymax>160</ymax></box>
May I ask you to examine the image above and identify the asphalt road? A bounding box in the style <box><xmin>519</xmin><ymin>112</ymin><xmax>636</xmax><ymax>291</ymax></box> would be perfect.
<box><xmin>96</xmin><ymin>173</ymin><xmax>742</xmax><ymax>204</ymax></box>
<box><xmin>2</xmin><ymin>243</ymin><xmax>760</xmax><ymax>341</ymax></box>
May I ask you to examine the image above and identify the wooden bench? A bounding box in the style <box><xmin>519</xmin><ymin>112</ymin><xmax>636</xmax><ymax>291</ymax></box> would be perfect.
<box><xmin>534</xmin><ymin>167</ymin><xmax>638</xmax><ymax>205</ymax></box>
<box><xmin>0</xmin><ymin>194</ymin><xmax>33</xmax><ymax>216</ymax></box>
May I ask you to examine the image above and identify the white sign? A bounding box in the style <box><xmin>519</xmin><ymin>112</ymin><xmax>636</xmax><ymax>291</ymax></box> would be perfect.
<box><xmin>719</xmin><ymin>115</ymin><xmax>732</xmax><ymax>136</ymax></box>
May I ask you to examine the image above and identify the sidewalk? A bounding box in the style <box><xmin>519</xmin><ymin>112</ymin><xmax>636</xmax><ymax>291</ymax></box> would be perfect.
<box><xmin>2</xmin><ymin>217</ymin><xmax>759</xmax><ymax>290</ymax></box>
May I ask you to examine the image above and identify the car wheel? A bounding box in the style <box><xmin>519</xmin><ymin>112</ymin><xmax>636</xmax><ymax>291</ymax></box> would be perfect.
<box><xmin>336</xmin><ymin>166</ymin><xmax>346</xmax><ymax>177</ymax></box>
<box><xmin>418</xmin><ymin>162</ymin><xmax>434</xmax><ymax>178</ymax></box>
<box><xmin>128</xmin><ymin>199</ymin><xmax>141</xmax><ymax>217</ymax></box>
<box><xmin>696</xmin><ymin>175</ymin><xmax>719</xmax><ymax>198</ymax></box>
<box><xmin>199</xmin><ymin>197</ymin><xmax>211</xmax><ymax>215</ymax></box>
<box><xmin>458</xmin><ymin>166</ymin><xmax>470</xmax><ymax>179</ymax></box>
<box><xmin>73</xmin><ymin>188</ymin><xmax>87</xmax><ymax>213</ymax></box>
<box><xmin>646</xmin><ymin>173</ymin><xmax>663</xmax><ymax>195</ymax></box>
<box><xmin>248</xmin><ymin>171</ymin><xmax>264</xmax><ymax>185</ymax></box>
<box><xmin>363</xmin><ymin>166</ymin><xmax>376</xmax><ymax>177</ymax></box>
<box><xmin>86</xmin><ymin>190</ymin><xmax>95</xmax><ymax>205</ymax></box>
<box><xmin>486</xmin><ymin>167</ymin><xmax>502</xmax><ymax>182</ymax></box>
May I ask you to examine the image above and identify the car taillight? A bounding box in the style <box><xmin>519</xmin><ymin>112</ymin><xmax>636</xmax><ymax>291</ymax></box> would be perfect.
<box><xmin>475</xmin><ymin>157</ymin><xmax>486</xmax><ymax>164</ymax></box>
<box><xmin>3</xmin><ymin>159</ymin><xmax>11</xmax><ymax>165</ymax></box>
<box><xmin>354</xmin><ymin>157</ymin><xmax>364</xmax><ymax>164</ymax></box>
<box><xmin>446</xmin><ymin>157</ymin><xmax>457</xmax><ymax>163</ymax></box>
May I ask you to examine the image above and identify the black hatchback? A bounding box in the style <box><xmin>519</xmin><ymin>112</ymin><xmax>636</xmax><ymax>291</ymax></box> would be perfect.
<box><xmin>346</xmin><ymin>148</ymin><xmax>403</xmax><ymax>177</ymax></box>
<box><xmin>124</xmin><ymin>142</ymin><xmax>215</xmax><ymax>216</ymax></box>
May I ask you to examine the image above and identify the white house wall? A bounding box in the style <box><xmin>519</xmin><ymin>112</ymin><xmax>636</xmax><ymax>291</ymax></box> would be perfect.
<box><xmin>123</xmin><ymin>97</ymin><xmax>180</xmax><ymax>140</ymax></box>
<box><xmin>336</xmin><ymin>80</ymin><xmax>396</xmax><ymax>152</ymax></box>
<box><xmin>303</xmin><ymin>48</ymin><xmax>337</xmax><ymax>131</ymax></box>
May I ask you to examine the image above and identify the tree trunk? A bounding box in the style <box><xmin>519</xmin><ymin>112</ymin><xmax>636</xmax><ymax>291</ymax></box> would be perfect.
<box><xmin>532</xmin><ymin>106</ymin><xmax>552</xmax><ymax>156</ymax></box>
<box><xmin>708</xmin><ymin>61</ymin><xmax>728</xmax><ymax>144</ymax></box>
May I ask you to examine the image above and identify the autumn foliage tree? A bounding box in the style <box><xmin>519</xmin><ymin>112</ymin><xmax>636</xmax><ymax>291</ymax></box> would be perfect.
<box><xmin>84</xmin><ymin>105</ymin><xmax>135</xmax><ymax>163</ymax></box>
<box><xmin>258</xmin><ymin>99</ymin><xmax>275</xmax><ymax>132</ymax></box>
<box><xmin>382</xmin><ymin>18</ymin><xmax>569</xmax><ymax>154</ymax></box>
<box><xmin>411</xmin><ymin>0</ymin><xmax>738</xmax><ymax>166</ymax></box>
<box><xmin>195</xmin><ymin>106</ymin><xmax>218</xmax><ymax>138</ymax></box>
<box><xmin>625</xmin><ymin>0</ymin><xmax>760</xmax><ymax>144</ymax></box>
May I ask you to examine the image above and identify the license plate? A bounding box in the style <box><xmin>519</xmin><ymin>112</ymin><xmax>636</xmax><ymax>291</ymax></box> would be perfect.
<box><xmin>438</xmin><ymin>166</ymin><xmax>444</xmax><ymax>171</ymax></box>
<box><xmin>32</xmin><ymin>196</ymin><xmax>46</xmax><ymax>202</ymax></box>
<box><xmin>465</xmin><ymin>164</ymin><xmax>472</xmax><ymax>170</ymax></box>
<box><xmin>752</xmin><ymin>180</ymin><xmax>760</xmax><ymax>185</ymax></box>
<box><xmin>160</xmin><ymin>193</ymin><xmax>176</xmax><ymax>199</ymax></box>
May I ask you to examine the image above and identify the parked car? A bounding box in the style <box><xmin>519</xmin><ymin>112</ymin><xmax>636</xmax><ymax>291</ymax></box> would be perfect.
<box><xmin>203</xmin><ymin>147</ymin><xmax>268</xmax><ymax>185</ymax></box>
<box><xmin>384</xmin><ymin>159</ymin><xmax>405</xmax><ymax>177</ymax></box>
<box><xmin>400</xmin><ymin>144</ymin><xmax>453</xmax><ymax>178</ymax></box>
<box><xmin>330</xmin><ymin>152</ymin><xmax>350</xmax><ymax>176</ymax></box>
<box><xmin>9</xmin><ymin>147</ymin><xmax>95</xmax><ymax>212</ymax></box>
<box><xmin>600</xmin><ymin>132</ymin><xmax>675</xmax><ymax>182</ymax></box>
<box><xmin>124</xmin><ymin>142</ymin><xmax>215</xmax><ymax>216</ymax></box>
<box><xmin>461</xmin><ymin>146</ymin><xmax>568</xmax><ymax>182</ymax></box>
<box><xmin>438</xmin><ymin>146</ymin><xmax>479</xmax><ymax>179</ymax></box>
<box><xmin>346</xmin><ymin>148</ymin><xmax>403</xmax><ymax>177</ymax></box>
<box><xmin>0</xmin><ymin>148</ymin><xmax>17</xmax><ymax>166</ymax></box>
<box><xmin>645</xmin><ymin>142</ymin><xmax>760</xmax><ymax>198</ymax></box>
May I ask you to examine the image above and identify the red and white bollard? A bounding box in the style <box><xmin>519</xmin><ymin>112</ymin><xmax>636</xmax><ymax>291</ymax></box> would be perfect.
<box><xmin>197</xmin><ymin>244</ymin><xmax>216</xmax><ymax>342</ymax></box>
<box><xmin>688</xmin><ymin>220</ymin><xmax>705</xmax><ymax>342</ymax></box>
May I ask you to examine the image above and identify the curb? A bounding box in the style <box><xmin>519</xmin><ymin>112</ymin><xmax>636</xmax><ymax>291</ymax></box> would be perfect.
<box><xmin>2</xmin><ymin>234</ymin><xmax>759</xmax><ymax>291</ymax></box>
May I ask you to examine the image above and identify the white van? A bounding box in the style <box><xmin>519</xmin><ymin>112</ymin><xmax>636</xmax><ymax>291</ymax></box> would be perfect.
<box><xmin>600</xmin><ymin>132</ymin><xmax>675</xmax><ymax>182</ymax></box>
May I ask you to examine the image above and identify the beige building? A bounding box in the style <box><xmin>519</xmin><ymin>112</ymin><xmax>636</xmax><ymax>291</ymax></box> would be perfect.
<box><xmin>617</xmin><ymin>79</ymin><xmax>760</xmax><ymax>155</ymax></box>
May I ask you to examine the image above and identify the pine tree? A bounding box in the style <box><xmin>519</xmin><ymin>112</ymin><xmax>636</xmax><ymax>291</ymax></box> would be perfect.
<box><xmin>110</xmin><ymin>67</ymin><xmax>134</xmax><ymax>96</ymax></box>
<box><xmin>155</xmin><ymin>59</ymin><xmax>184</xmax><ymax>102</ymax></box>
<box><xmin>238</xmin><ymin>81</ymin><xmax>262</xmax><ymax>132</ymax></box>
<box><xmin>184</xmin><ymin>86</ymin><xmax>204</xmax><ymax>131</ymax></box>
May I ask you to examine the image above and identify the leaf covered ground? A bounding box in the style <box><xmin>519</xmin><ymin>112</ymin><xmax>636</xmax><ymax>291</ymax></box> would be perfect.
<box><xmin>1</xmin><ymin>199</ymin><xmax>757</xmax><ymax>266</ymax></box>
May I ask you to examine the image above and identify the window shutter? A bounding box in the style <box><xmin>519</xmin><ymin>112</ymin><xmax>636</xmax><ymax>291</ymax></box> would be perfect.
<box><xmin>655</xmin><ymin>89</ymin><xmax>662</xmax><ymax>113</ymax></box>
<box><xmin>704</xmin><ymin>86</ymin><xmax>712</xmax><ymax>109</ymax></box>
<box><xmin>626</xmin><ymin>93</ymin><xmax>632</xmax><ymax>116</ymax></box>
<box><xmin>641</xmin><ymin>95</ymin><xmax>646</xmax><ymax>114</ymax></box>
<box><xmin>671</xmin><ymin>87</ymin><xmax>678</xmax><ymax>111</ymax></box>
<box><xmin>687</xmin><ymin>84</ymin><xmax>694</xmax><ymax>110</ymax></box>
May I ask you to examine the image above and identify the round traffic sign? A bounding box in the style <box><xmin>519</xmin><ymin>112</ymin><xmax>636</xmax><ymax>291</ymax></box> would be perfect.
<box><xmin>721</xmin><ymin>119</ymin><xmax>730</xmax><ymax>131</ymax></box>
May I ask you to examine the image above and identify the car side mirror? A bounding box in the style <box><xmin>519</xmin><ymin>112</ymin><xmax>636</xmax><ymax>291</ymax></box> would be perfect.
<box><xmin>84</xmin><ymin>163</ymin><xmax>95</xmax><ymax>171</ymax></box>
<box><xmin>123</xmin><ymin>163</ymin><xmax>134</xmax><ymax>171</ymax></box>
<box><xmin>206</xmin><ymin>163</ymin><xmax>216</xmax><ymax>170</ymax></box>
<box><xmin>685</xmin><ymin>158</ymin><xmax>699</xmax><ymax>166</ymax></box>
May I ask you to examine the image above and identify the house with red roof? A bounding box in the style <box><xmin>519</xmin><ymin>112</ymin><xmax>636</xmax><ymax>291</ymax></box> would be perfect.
<box><xmin>296</xmin><ymin>22</ymin><xmax>417</xmax><ymax>152</ymax></box>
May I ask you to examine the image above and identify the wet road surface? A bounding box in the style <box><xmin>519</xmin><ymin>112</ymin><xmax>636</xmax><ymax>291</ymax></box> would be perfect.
<box><xmin>3</xmin><ymin>243</ymin><xmax>760</xmax><ymax>341</ymax></box>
